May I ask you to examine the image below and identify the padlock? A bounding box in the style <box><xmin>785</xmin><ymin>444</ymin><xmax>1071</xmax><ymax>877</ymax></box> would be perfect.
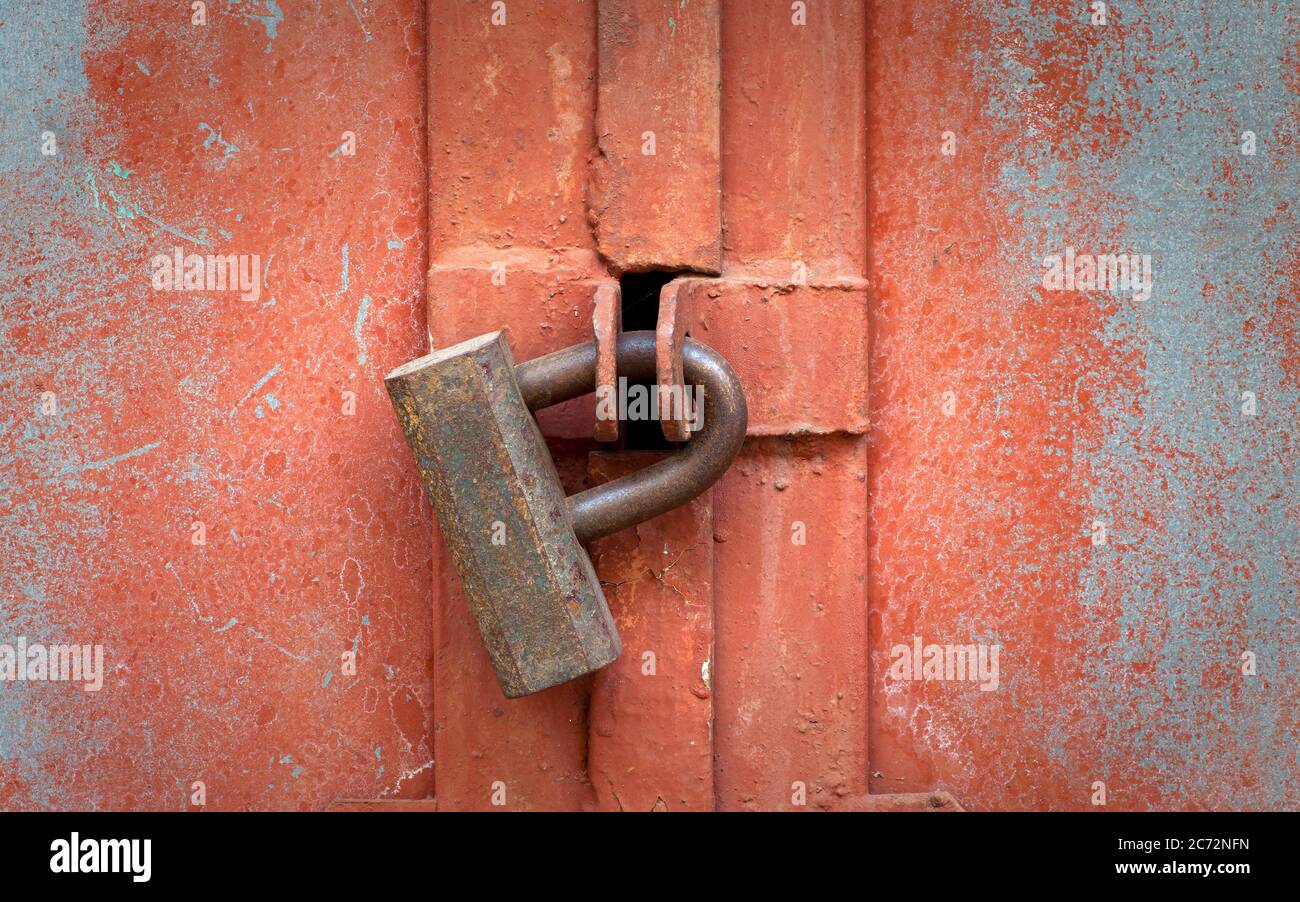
<box><xmin>385</xmin><ymin>330</ymin><xmax>747</xmax><ymax>698</ymax></box>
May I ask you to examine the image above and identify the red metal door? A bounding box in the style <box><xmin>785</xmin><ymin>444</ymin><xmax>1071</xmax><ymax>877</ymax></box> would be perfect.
<box><xmin>422</xmin><ymin>0</ymin><xmax>1297</xmax><ymax>813</ymax></box>
<box><xmin>423</xmin><ymin>0</ymin><xmax>878</xmax><ymax>812</ymax></box>
<box><xmin>4</xmin><ymin>0</ymin><xmax>1294</xmax><ymax>813</ymax></box>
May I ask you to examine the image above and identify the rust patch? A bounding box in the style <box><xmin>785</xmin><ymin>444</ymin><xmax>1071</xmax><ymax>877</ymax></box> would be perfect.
<box><xmin>592</xmin><ymin>282</ymin><xmax>622</xmax><ymax>443</ymax></box>
<box><xmin>656</xmin><ymin>280</ymin><xmax>694</xmax><ymax>441</ymax></box>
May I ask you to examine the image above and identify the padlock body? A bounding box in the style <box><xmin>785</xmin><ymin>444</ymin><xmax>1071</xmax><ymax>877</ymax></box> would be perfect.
<box><xmin>386</xmin><ymin>332</ymin><xmax>621</xmax><ymax>697</ymax></box>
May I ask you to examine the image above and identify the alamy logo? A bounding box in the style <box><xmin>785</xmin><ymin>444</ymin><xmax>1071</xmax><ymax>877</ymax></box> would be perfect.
<box><xmin>595</xmin><ymin>377</ymin><xmax>703</xmax><ymax>431</ymax></box>
<box><xmin>50</xmin><ymin>833</ymin><xmax>150</xmax><ymax>883</ymax></box>
<box><xmin>887</xmin><ymin>636</ymin><xmax>1001</xmax><ymax>692</ymax></box>
<box><xmin>151</xmin><ymin>245</ymin><xmax>261</xmax><ymax>302</ymax></box>
<box><xmin>0</xmin><ymin>637</ymin><xmax>104</xmax><ymax>691</ymax></box>
<box><xmin>1042</xmin><ymin>246</ymin><xmax>1152</xmax><ymax>302</ymax></box>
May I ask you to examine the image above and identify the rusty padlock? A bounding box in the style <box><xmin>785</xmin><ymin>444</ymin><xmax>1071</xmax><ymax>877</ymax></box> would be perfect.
<box><xmin>385</xmin><ymin>330</ymin><xmax>747</xmax><ymax>698</ymax></box>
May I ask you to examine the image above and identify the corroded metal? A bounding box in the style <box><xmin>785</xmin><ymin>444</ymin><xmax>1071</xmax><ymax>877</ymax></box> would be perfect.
<box><xmin>385</xmin><ymin>332</ymin><xmax>619</xmax><ymax>698</ymax></box>
<box><xmin>655</xmin><ymin>280</ymin><xmax>693</xmax><ymax>441</ymax></box>
<box><xmin>516</xmin><ymin>331</ymin><xmax>747</xmax><ymax>544</ymax></box>
<box><xmin>592</xmin><ymin>283</ymin><xmax>622</xmax><ymax>443</ymax></box>
<box><xmin>386</xmin><ymin>329</ymin><xmax>746</xmax><ymax>698</ymax></box>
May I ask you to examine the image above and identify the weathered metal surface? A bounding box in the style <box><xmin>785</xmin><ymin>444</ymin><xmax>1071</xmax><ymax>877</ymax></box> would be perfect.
<box><xmin>417</xmin><ymin>0</ymin><xmax>1299</xmax><ymax>815</ymax></box>
<box><xmin>711</xmin><ymin>0</ymin><xmax>872</xmax><ymax>811</ymax></box>
<box><xmin>656</xmin><ymin>281</ymin><xmax>694</xmax><ymax>441</ymax></box>
<box><xmin>515</xmin><ymin>333</ymin><xmax>749</xmax><ymax>545</ymax></box>
<box><xmin>592</xmin><ymin>283</ymin><xmax>622</xmax><ymax>443</ymax></box>
<box><xmin>713</xmin><ymin>436</ymin><xmax>871</xmax><ymax>810</ymax></box>
<box><xmin>673</xmin><ymin>276</ymin><xmax>869</xmax><ymax>435</ymax></box>
<box><xmin>721</xmin><ymin>0</ymin><xmax>867</xmax><ymax>280</ymax></box>
<box><xmin>1</xmin><ymin>0</ymin><xmax>432</xmax><ymax>810</ymax></box>
<box><xmin>865</xmin><ymin>1</ymin><xmax>1298</xmax><ymax>810</ymax></box>
<box><xmin>385</xmin><ymin>332</ymin><xmax>620</xmax><ymax>698</ymax></box>
<box><xmin>432</xmin><ymin>551</ymin><xmax>596</xmax><ymax>811</ymax></box>
<box><xmin>429</xmin><ymin>1</ymin><xmax>594</xmax><ymax>254</ymax></box>
<box><xmin>427</xmin><ymin>0</ymin><xmax>601</xmax><ymax>810</ymax></box>
<box><xmin>8</xmin><ymin>0</ymin><xmax>1287</xmax><ymax>815</ymax></box>
<box><xmin>427</xmin><ymin>249</ymin><xmax>609</xmax><ymax>440</ymax></box>
<box><xmin>387</xmin><ymin>330</ymin><xmax>745</xmax><ymax>699</ymax></box>
<box><xmin>587</xmin><ymin>452</ymin><xmax>715</xmax><ymax>811</ymax></box>
<box><xmin>591</xmin><ymin>0</ymin><xmax>722</xmax><ymax>273</ymax></box>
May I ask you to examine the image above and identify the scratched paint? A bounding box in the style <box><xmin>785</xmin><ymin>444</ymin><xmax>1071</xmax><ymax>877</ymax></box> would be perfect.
<box><xmin>1</xmin><ymin>0</ymin><xmax>430</xmax><ymax>809</ymax></box>
<box><xmin>867</xmin><ymin>0</ymin><xmax>1296</xmax><ymax>810</ymax></box>
<box><xmin>4</xmin><ymin>0</ymin><xmax>1293</xmax><ymax>814</ymax></box>
<box><xmin>1062</xmin><ymin>0</ymin><xmax>1298</xmax><ymax>810</ymax></box>
<box><xmin>353</xmin><ymin>295</ymin><xmax>372</xmax><ymax>365</ymax></box>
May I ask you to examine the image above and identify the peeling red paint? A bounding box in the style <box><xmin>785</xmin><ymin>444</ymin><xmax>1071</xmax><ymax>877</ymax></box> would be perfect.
<box><xmin>4</xmin><ymin>0</ymin><xmax>1294</xmax><ymax>813</ymax></box>
<box><xmin>2</xmin><ymin>0</ymin><xmax>431</xmax><ymax>810</ymax></box>
<box><xmin>587</xmin><ymin>452</ymin><xmax>714</xmax><ymax>812</ymax></box>
<box><xmin>590</xmin><ymin>0</ymin><xmax>722</xmax><ymax>274</ymax></box>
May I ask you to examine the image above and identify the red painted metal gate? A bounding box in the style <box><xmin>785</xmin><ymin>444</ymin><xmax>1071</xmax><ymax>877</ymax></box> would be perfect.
<box><xmin>4</xmin><ymin>0</ymin><xmax>1294</xmax><ymax>812</ymax></box>
<box><xmin>420</xmin><ymin>0</ymin><xmax>885</xmax><ymax>811</ymax></box>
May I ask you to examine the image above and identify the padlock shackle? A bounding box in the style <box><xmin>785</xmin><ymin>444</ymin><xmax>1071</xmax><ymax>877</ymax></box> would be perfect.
<box><xmin>514</xmin><ymin>331</ymin><xmax>748</xmax><ymax>545</ymax></box>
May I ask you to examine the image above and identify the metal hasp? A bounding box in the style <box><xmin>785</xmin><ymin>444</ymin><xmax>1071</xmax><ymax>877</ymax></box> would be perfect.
<box><xmin>385</xmin><ymin>330</ymin><xmax>747</xmax><ymax>698</ymax></box>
